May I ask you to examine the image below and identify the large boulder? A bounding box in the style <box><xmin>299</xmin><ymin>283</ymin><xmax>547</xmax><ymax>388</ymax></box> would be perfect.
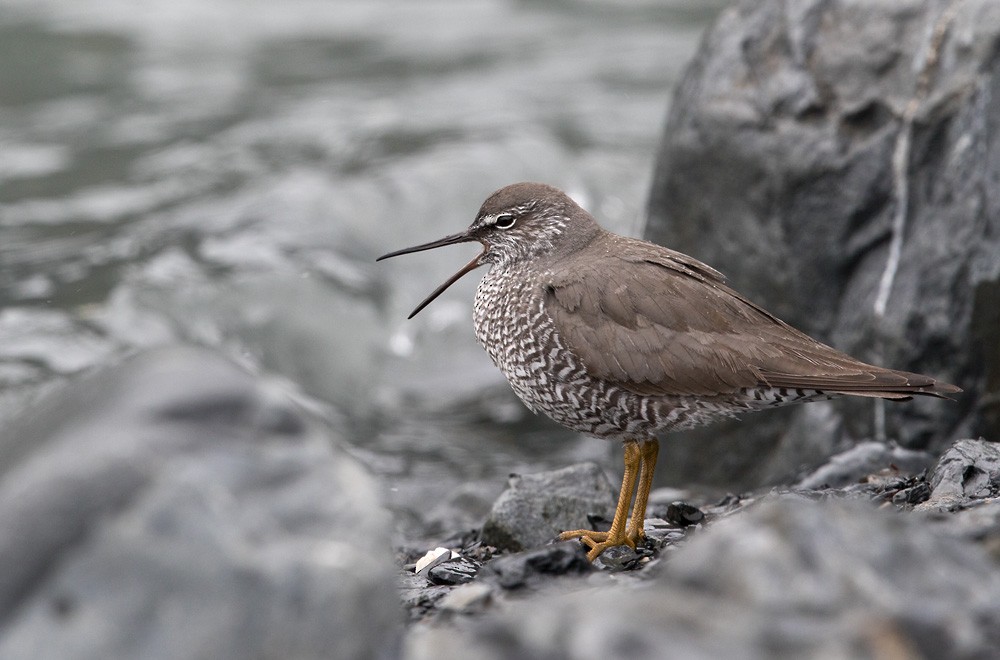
<box><xmin>0</xmin><ymin>346</ymin><xmax>399</xmax><ymax>660</ymax></box>
<box><xmin>645</xmin><ymin>0</ymin><xmax>999</xmax><ymax>487</ymax></box>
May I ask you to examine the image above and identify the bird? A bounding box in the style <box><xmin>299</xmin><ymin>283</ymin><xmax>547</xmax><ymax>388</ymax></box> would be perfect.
<box><xmin>376</xmin><ymin>182</ymin><xmax>961</xmax><ymax>561</ymax></box>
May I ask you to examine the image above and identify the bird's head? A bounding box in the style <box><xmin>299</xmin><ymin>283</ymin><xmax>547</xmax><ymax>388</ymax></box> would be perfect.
<box><xmin>377</xmin><ymin>182</ymin><xmax>600</xmax><ymax>318</ymax></box>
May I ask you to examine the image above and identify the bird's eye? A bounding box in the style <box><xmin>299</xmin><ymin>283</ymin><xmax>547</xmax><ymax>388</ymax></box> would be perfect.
<box><xmin>495</xmin><ymin>214</ymin><xmax>516</xmax><ymax>229</ymax></box>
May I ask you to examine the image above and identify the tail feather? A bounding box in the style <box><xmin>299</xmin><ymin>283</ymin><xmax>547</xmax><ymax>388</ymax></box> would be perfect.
<box><xmin>757</xmin><ymin>367</ymin><xmax>961</xmax><ymax>401</ymax></box>
<box><xmin>829</xmin><ymin>391</ymin><xmax>913</xmax><ymax>400</ymax></box>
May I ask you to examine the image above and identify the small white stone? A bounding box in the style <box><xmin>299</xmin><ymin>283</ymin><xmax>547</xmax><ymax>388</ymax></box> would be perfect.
<box><xmin>414</xmin><ymin>547</ymin><xmax>452</xmax><ymax>575</ymax></box>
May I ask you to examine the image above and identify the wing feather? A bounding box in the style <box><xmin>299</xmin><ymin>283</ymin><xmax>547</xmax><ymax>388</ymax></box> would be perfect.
<box><xmin>542</xmin><ymin>245</ymin><xmax>958</xmax><ymax>399</ymax></box>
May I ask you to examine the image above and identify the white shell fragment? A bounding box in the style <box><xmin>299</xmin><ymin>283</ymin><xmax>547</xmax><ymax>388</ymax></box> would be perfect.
<box><xmin>414</xmin><ymin>547</ymin><xmax>458</xmax><ymax>576</ymax></box>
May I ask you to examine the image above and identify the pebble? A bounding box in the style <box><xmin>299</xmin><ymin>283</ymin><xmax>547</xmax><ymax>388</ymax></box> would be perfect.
<box><xmin>665</xmin><ymin>501</ymin><xmax>705</xmax><ymax>526</ymax></box>
<box><xmin>484</xmin><ymin>542</ymin><xmax>594</xmax><ymax>589</ymax></box>
<box><xmin>415</xmin><ymin>547</ymin><xmax>458</xmax><ymax>576</ymax></box>
<box><xmin>428</xmin><ymin>557</ymin><xmax>480</xmax><ymax>585</ymax></box>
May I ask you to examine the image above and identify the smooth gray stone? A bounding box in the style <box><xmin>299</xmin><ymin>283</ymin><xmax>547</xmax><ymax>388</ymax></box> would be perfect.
<box><xmin>479</xmin><ymin>463</ymin><xmax>615</xmax><ymax>552</ymax></box>
<box><xmin>0</xmin><ymin>346</ymin><xmax>398</xmax><ymax>660</ymax></box>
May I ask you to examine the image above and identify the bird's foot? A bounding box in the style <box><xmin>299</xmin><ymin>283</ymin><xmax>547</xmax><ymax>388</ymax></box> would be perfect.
<box><xmin>624</xmin><ymin>523</ymin><xmax>646</xmax><ymax>547</ymax></box>
<box><xmin>559</xmin><ymin>528</ymin><xmax>641</xmax><ymax>561</ymax></box>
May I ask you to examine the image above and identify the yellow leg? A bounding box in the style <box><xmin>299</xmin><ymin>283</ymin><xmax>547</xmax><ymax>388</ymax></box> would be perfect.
<box><xmin>559</xmin><ymin>441</ymin><xmax>641</xmax><ymax>561</ymax></box>
<box><xmin>625</xmin><ymin>439</ymin><xmax>659</xmax><ymax>546</ymax></box>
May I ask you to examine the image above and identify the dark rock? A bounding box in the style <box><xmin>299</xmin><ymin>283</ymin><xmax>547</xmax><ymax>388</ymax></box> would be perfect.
<box><xmin>923</xmin><ymin>437</ymin><xmax>1000</xmax><ymax>508</ymax></box>
<box><xmin>479</xmin><ymin>463</ymin><xmax>615</xmax><ymax>552</ymax></box>
<box><xmin>483</xmin><ymin>542</ymin><xmax>594</xmax><ymax>590</ymax></box>
<box><xmin>0</xmin><ymin>346</ymin><xmax>399</xmax><ymax>660</ymax></box>
<box><xmin>797</xmin><ymin>440</ymin><xmax>936</xmax><ymax>489</ymax></box>
<box><xmin>645</xmin><ymin>0</ymin><xmax>999</xmax><ymax>488</ymax></box>
<box><xmin>642</xmin><ymin>518</ymin><xmax>688</xmax><ymax>547</ymax></box>
<box><xmin>415</xmin><ymin>496</ymin><xmax>1000</xmax><ymax>659</ymax></box>
<box><xmin>428</xmin><ymin>557</ymin><xmax>481</xmax><ymax>586</ymax></box>
<box><xmin>891</xmin><ymin>480</ymin><xmax>931</xmax><ymax>506</ymax></box>
<box><xmin>664</xmin><ymin>501</ymin><xmax>705</xmax><ymax>527</ymax></box>
<box><xmin>593</xmin><ymin>542</ymin><xmax>656</xmax><ymax>573</ymax></box>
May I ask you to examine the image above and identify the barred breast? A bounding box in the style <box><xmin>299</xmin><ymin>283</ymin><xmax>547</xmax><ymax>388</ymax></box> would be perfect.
<box><xmin>475</xmin><ymin>265</ymin><xmax>699</xmax><ymax>439</ymax></box>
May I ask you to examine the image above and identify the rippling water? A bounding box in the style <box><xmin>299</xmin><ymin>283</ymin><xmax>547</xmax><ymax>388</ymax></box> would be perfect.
<box><xmin>0</xmin><ymin>0</ymin><xmax>726</xmax><ymax>541</ymax></box>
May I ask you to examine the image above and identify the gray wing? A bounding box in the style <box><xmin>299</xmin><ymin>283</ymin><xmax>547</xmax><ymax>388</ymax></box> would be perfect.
<box><xmin>543</xmin><ymin>250</ymin><xmax>954</xmax><ymax>399</ymax></box>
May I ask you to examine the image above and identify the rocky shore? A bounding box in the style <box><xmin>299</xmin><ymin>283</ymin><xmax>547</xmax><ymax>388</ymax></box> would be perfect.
<box><xmin>1</xmin><ymin>0</ymin><xmax>998</xmax><ymax>658</ymax></box>
<box><xmin>0</xmin><ymin>346</ymin><xmax>995</xmax><ymax>658</ymax></box>
<box><xmin>401</xmin><ymin>437</ymin><xmax>1000</xmax><ymax>659</ymax></box>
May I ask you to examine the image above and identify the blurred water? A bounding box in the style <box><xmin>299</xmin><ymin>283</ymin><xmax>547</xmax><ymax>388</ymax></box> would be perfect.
<box><xmin>0</xmin><ymin>0</ymin><xmax>726</xmax><ymax>542</ymax></box>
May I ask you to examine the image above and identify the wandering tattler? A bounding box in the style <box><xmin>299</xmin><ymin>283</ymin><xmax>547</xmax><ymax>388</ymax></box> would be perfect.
<box><xmin>377</xmin><ymin>182</ymin><xmax>960</xmax><ymax>560</ymax></box>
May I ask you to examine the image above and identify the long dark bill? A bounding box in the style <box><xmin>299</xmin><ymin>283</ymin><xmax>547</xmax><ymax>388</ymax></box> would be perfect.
<box><xmin>376</xmin><ymin>231</ymin><xmax>484</xmax><ymax>319</ymax></box>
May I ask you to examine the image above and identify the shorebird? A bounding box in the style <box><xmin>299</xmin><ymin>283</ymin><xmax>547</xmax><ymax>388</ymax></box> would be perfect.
<box><xmin>378</xmin><ymin>182</ymin><xmax>960</xmax><ymax>560</ymax></box>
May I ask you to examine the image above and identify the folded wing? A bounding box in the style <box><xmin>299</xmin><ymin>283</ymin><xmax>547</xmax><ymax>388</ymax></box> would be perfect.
<box><xmin>543</xmin><ymin>248</ymin><xmax>959</xmax><ymax>400</ymax></box>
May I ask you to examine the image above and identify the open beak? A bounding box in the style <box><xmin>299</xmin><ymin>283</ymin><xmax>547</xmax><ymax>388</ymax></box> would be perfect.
<box><xmin>376</xmin><ymin>231</ymin><xmax>484</xmax><ymax>319</ymax></box>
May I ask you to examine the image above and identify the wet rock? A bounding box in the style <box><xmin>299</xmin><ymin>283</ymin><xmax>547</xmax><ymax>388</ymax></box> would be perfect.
<box><xmin>642</xmin><ymin>518</ymin><xmax>688</xmax><ymax>547</ymax></box>
<box><xmin>427</xmin><ymin>557</ymin><xmax>481</xmax><ymax>586</ymax></box>
<box><xmin>797</xmin><ymin>440</ymin><xmax>936</xmax><ymax>489</ymax></box>
<box><xmin>645</xmin><ymin>0</ymin><xmax>998</xmax><ymax>488</ymax></box>
<box><xmin>922</xmin><ymin>437</ymin><xmax>1000</xmax><ymax>508</ymax></box>
<box><xmin>0</xmin><ymin>346</ymin><xmax>399</xmax><ymax>660</ymax></box>
<box><xmin>479</xmin><ymin>463</ymin><xmax>615</xmax><ymax>552</ymax></box>
<box><xmin>482</xmin><ymin>542</ymin><xmax>594</xmax><ymax>590</ymax></box>
<box><xmin>592</xmin><ymin>543</ymin><xmax>657</xmax><ymax>573</ymax></box>
<box><xmin>664</xmin><ymin>501</ymin><xmax>705</xmax><ymax>527</ymax></box>
<box><xmin>414</xmin><ymin>496</ymin><xmax>1000</xmax><ymax>659</ymax></box>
